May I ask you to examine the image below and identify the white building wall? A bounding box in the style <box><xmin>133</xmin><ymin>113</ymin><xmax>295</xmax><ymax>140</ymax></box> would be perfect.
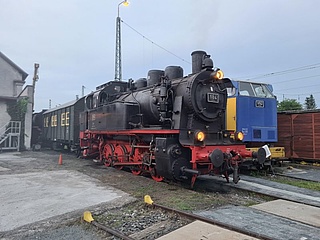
<box><xmin>0</xmin><ymin>57</ymin><xmax>24</xmax><ymax>97</ymax></box>
<box><xmin>0</xmin><ymin>52</ymin><xmax>29</xmax><ymax>151</ymax></box>
<box><xmin>0</xmin><ymin>101</ymin><xmax>11</xmax><ymax>128</ymax></box>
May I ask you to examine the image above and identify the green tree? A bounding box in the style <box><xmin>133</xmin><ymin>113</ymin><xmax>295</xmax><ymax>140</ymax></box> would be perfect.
<box><xmin>7</xmin><ymin>97</ymin><xmax>28</xmax><ymax>121</ymax></box>
<box><xmin>304</xmin><ymin>94</ymin><xmax>316</xmax><ymax>110</ymax></box>
<box><xmin>277</xmin><ymin>99</ymin><xmax>303</xmax><ymax>111</ymax></box>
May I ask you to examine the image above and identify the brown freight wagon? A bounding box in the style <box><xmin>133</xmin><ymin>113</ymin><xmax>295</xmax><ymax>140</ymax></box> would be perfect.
<box><xmin>278</xmin><ymin>110</ymin><xmax>320</xmax><ymax>160</ymax></box>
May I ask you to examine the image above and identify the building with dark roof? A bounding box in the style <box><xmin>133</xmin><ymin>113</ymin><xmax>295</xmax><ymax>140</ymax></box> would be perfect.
<box><xmin>0</xmin><ymin>51</ymin><xmax>33</xmax><ymax>150</ymax></box>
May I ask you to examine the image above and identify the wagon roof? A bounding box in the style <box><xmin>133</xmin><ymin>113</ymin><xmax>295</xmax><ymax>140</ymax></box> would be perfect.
<box><xmin>278</xmin><ymin>109</ymin><xmax>320</xmax><ymax>114</ymax></box>
<box><xmin>44</xmin><ymin>97</ymin><xmax>84</xmax><ymax>114</ymax></box>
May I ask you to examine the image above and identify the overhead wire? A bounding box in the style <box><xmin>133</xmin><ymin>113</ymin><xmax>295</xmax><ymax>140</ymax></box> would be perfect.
<box><xmin>121</xmin><ymin>19</ymin><xmax>191</xmax><ymax>64</ymax></box>
<box><xmin>121</xmin><ymin>18</ymin><xmax>320</xmax><ymax>102</ymax></box>
<box><xmin>270</xmin><ymin>74</ymin><xmax>320</xmax><ymax>84</ymax></box>
<box><xmin>240</xmin><ymin>63</ymin><xmax>320</xmax><ymax>81</ymax></box>
<box><xmin>271</xmin><ymin>73</ymin><xmax>320</xmax><ymax>98</ymax></box>
<box><xmin>121</xmin><ymin>19</ymin><xmax>320</xmax><ymax>85</ymax></box>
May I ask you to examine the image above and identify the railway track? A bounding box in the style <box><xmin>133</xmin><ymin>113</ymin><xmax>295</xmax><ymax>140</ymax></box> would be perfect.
<box><xmin>82</xmin><ymin>196</ymin><xmax>270</xmax><ymax>240</ymax></box>
<box><xmin>80</xmin><ymin>166</ymin><xmax>320</xmax><ymax>240</ymax></box>
<box><xmin>82</xmin><ymin>194</ymin><xmax>320</xmax><ymax>240</ymax></box>
<box><xmin>200</xmin><ymin>174</ymin><xmax>320</xmax><ymax>208</ymax></box>
<box><xmin>80</xmin><ymin>158</ymin><xmax>320</xmax><ymax>240</ymax></box>
<box><xmin>142</xmin><ymin>195</ymin><xmax>272</xmax><ymax>240</ymax></box>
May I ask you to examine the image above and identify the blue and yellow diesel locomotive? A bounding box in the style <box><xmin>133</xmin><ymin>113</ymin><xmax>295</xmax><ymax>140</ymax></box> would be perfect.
<box><xmin>226</xmin><ymin>80</ymin><xmax>284</xmax><ymax>159</ymax></box>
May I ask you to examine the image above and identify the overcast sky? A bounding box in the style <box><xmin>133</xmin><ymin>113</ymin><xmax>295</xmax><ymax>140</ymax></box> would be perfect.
<box><xmin>1</xmin><ymin>0</ymin><xmax>320</xmax><ymax>111</ymax></box>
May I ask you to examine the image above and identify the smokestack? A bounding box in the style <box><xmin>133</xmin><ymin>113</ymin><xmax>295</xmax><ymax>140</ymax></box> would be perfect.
<box><xmin>191</xmin><ymin>50</ymin><xmax>206</xmax><ymax>74</ymax></box>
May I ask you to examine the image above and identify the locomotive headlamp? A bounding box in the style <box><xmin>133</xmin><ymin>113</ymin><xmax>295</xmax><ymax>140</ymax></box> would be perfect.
<box><xmin>215</xmin><ymin>70</ymin><xmax>224</xmax><ymax>79</ymax></box>
<box><xmin>195</xmin><ymin>131</ymin><xmax>205</xmax><ymax>142</ymax></box>
<box><xmin>235</xmin><ymin>131</ymin><xmax>244</xmax><ymax>141</ymax></box>
<box><xmin>212</xmin><ymin>69</ymin><xmax>224</xmax><ymax>80</ymax></box>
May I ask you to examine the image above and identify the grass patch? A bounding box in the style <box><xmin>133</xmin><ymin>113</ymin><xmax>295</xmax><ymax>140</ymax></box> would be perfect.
<box><xmin>161</xmin><ymin>191</ymin><xmax>228</xmax><ymax>211</ymax></box>
<box><xmin>131</xmin><ymin>186</ymin><xmax>150</xmax><ymax>198</ymax></box>
<box><xmin>271</xmin><ymin>178</ymin><xmax>320</xmax><ymax>191</ymax></box>
<box><xmin>249</xmin><ymin>170</ymin><xmax>320</xmax><ymax>191</ymax></box>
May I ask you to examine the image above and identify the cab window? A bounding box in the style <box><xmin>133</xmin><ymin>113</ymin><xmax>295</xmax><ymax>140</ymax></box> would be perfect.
<box><xmin>252</xmin><ymin>83</ymin><xmax>274</xmax><ymax>98</ymax></box>
<box><xmin>239</xmin><ymin>82</ymin><xmax>254</xmax><ymax>96</ymax></box>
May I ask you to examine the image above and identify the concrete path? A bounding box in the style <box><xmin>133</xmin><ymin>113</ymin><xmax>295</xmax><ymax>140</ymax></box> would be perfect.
<box><xmin>157</xmin><ymin>220</ymin><xmax>258</xmax><ymax>240</ymax></box>
<box><xmin>162</xmin><ymin>199</ymin><xmax>320</xmax><ymax>240</ymax></box>
<box><xmin>277</xmin><ymin>167</ymin><xmax>320</xmax><ymax>182</ymax></box>
<box><xmin>196</xmin><ymin>205</ymin><xmax>320</xmax><ymax>240</ymax></box>
<box><xmin>252</xmin><ymin>199</ymin><xmax>320</xmax><ymax>227</ymax></box>
<box><xmin>0</xmin><ymin>169</ymin><xmax>133</xmax><ymax>232</ymax></box>
<box><xmin>198</xmin><ymin>174</ymin><xmax>320</xmax><ymax>207</ymax></box>
<box><xmin>238</xmin><ymin>175</ymin><xmax>320</xmax><ymax>207</ymax></box>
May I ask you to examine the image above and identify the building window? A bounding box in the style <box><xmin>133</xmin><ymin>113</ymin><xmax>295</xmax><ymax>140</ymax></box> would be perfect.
<box><xmin>66</xmin><ymin>112</ymin><xmax>70</xmax><ymax>126</ymax></box>
<box><xmin>61</xmin><ymin>113</ymin><xmax>65</xmax><ymax>126</ymax></box>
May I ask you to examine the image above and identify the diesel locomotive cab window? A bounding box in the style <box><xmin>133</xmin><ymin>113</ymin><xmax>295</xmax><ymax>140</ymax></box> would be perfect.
<box><xmin>239</xmin><ymin>82</ymin><xmax>254</xmax><ymax>96</ymax></box>
<box><xmin>239</xmin><ymin>82</ymin><xmax>274</xmax><ymax>98</ymax></box>
<box><xmin>252</xmin><ymin>83</ymin><xmax>274</xmax><ymax>98</ymax></box>
<box><xmin>260</xmin><ymin>84</ymin><xmax>274</xmax><ymax>98</ymax></box>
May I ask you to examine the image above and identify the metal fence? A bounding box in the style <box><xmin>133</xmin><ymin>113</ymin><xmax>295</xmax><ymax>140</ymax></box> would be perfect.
<box><xmin>0</xmin><ymin>121</ymin><xmax>21</xmax><ymax>151</ymax></box>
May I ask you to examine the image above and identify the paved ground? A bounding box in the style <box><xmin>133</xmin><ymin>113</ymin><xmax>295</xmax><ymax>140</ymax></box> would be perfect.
<box><xmin>200</xmin><ymin>174</ymin><xmax>320</xmax><ymax>207</ymax></box>
<box><xmin>195</xmin><ymin>204</ymin><xmax>320</xmax><ymax>240</ymax></box>
<box><xmin>239</xmin><ymin>175</ymin><xmax>320</xmax><ymax>207</ymax></box>
<box><xmin>162</xmin><ymin>199</ymin><xmax>320</xmax><ymax>240</ymax></box>
<box><xmin>252</xmin><ymin>199</ymin><xmax>320</xmax><ymax>227</ymax></box>
<box><xmin>0</xmin><ymin>152</ymin><xmax>135</xmax><ymax>233</ymax></box>
<box><xmin>157</xmin><ymin>220</ymin><xmax>258</xmax><ymax>240</ymax></box>
<box><xmin>277</xmin><ymin>167</ymin><xmax>320</xmax><ymax>182</ymax></box>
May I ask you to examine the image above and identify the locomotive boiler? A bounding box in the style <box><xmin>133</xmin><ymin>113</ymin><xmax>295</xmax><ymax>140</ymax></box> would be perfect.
<box><xmin>79</xmin><ymin>50</ymin><xmax>267</xmax><ymax>187</ymax></box>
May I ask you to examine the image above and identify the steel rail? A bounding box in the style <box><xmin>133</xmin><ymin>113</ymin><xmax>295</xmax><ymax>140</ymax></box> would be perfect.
<box><xmin>145</xmin><ymin>195</ymin><xmax>273</xmax><ymax>240</ymax></box>
<box><xmin>91</xmin><ymin>221</ymin><xmax>134</xmax><ymax>240</ymax></box>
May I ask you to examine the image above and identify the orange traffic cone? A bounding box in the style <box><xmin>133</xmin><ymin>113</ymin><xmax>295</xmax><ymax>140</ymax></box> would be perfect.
<box><xmin>58</xmin><ymin>154</ymin><xmax>63</xmax><ymax>165</ymax></box>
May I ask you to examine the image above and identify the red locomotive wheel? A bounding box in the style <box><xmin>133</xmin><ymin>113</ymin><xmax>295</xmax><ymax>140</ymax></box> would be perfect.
<box><xmin>104</xmin><ymin>160</ymin><xmax>112</xmax><ymax>167</ymax></box>
<box><xmin>131</xmin><ymin>165</ymin><xmax>143</xmax><ymax>175</ymax></box>
<box><xmin>113</xmin><ymin>144</ymin><xmax>127</xmax><ymax>170</ymax></box>
<box><xmin>149</xmin><ymin>166</ymin><xmax>164</xmax><ymax>182</ymax></box>
<box><xmin>103</xmin><ymin>144</ymin><xmax>114</xmax><ymax>167</ymax></box>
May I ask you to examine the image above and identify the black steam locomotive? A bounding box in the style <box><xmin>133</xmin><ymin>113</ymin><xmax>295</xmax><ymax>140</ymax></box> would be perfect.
<box><xmin>35</xmin><ymin>50</ymin><xmax>267</xmax><ymax>187</ymax></box>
